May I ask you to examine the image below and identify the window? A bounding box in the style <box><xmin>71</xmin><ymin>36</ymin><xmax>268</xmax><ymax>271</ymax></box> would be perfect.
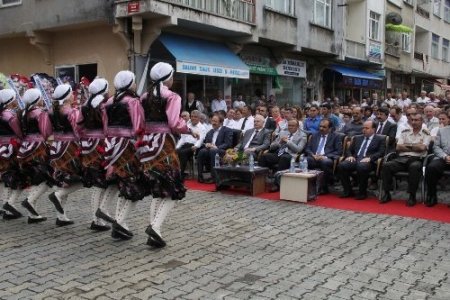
<box><xmin>443</xmin><ymin>38</ymin><xmax>449</xmax><ymax>61</ymax></box>
<box><xmin>0</xmin><ymin>0</ymin><xmax>21</xmax><ymax>7</ymax></box>
<box><xmin>445</xmin><ymin>0</ymin><xmax>450</xmax><ymax>22</ymax></box>
<box><xmin>265</xmin><ymin>0</ymin><xmax>295</xmax><ymax>15</ymax></box>
<box><xmin>432</xmin><ymin>33</ymin><xmax>440</xmax><ymax>59</ymax></box>
<box><xmin>434</xmin><ymin>0</ymin><xmax>441</xmax><ymax>16</ymax></box>
<box><xmin>55</xmin><ymin>64</ymin><xmax>98</xmax><ymax>84</ymax></box>
<box><xmin>402</xmin><ymin>33</ymin><xmax>411</xmax><ymax>52</ymax></box>
<box><xmin>369</xmin><ymin>11</ymin><xmax>381</xmax><ymax>41</ymax></box>
<box><xmin>313</xmin><ymin>0</ymin><xmax>332</xmax><ymax>28</ymax></box>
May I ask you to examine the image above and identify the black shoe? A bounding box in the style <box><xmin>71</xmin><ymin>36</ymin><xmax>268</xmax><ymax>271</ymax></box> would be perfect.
<box><xmin>21</xmin><ymin>199</ymin><xmax>39</xmax><ymax>216</ymax></box>
<box><xmin>355</xmin><ymin>193</ymin><xmax>367</xmax><ymax>200</ymax></box>
<box><xmin>112</xmin><ymin>221</ymin><xmax>134</xmax><ymax>237</ymax></box>
<box><xmin>48</xmin><ymin>192</ymin><xmax>64</xmax><ymax>214</ymax></box>
<box><xmin>379</xmin><ymin>191</ymin><xmax>392</xmax><ymax>204</ymax></box>
<box><xmin>3</xmin><ymin>202</ymin><xmax>22</xmax><ymax>218</ymax></box>
<box><xmin>339</xmin><ymin>191</ymin><xmax>354</xmax><ymax>198</ymax></box>
<box><xmin>145</xmin><ymin>225</ymin><xmax>166</xmax><ymax>248</ymax></box>
<box><xmin>95</xmin><ymin>208</ymin><xmax>115</xmax><ymax>224</ymax></box>
<box><xmin>406</xmin><ymin>194</ymin><xmax>416</xmax><ymax>207</ymax></box>
<box><xmin>111</xmin><ymin>229</ymin><xmax>132</xmax><ymax>240</ymax></box>
<box><xmin>56</xmin><ymin>218</ymin><xmax>74</xmax><ymax>227</ymax></box>
<box><xmin>90</xmin><ymin>221</ymin><xmax>111</xmax><ymax>231</ymax></box>
<box><xmin>28</xmin><ymin>216</ymin><xmax>47</xmax><ymax>224</ymax></box>
<box><xmin>3</xmin><ymin>212</ymin><xmax>22</xmax><ymax>220</ymax></box>
<box><xmin>425</xmin><ymin>194</ymin><xmax>437</xmax><ymax>207</ymax></box>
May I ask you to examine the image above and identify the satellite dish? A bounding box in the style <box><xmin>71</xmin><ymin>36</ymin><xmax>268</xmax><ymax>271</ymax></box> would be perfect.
<box><xmin>386</xmin><ymin>12</ymin><xmax>403</xmax><ymax>25</ymax></box>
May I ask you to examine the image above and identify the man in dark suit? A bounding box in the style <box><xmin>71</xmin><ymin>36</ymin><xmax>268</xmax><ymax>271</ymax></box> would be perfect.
<box><xmin>376</xmin><ymin>107</ymin><xmax>397</xmax><ymax>152</ymax></box>
<box><xmin>197</xmin><ymin>114</ymin><xmax>233</xmax><ymax>183</ymax></box>
<box><xmin>234</xmin><ymin>114</ymin><xmax>271</xmax><ymax>158</ymax></box>
<box><xmin>257</xmin><ymin>104</ymin><xmax>277</xmax><ymax>131</ymax></box>
<box><xmin>305</xmin><ymin>118</ymin><xmax>343</xmax><ymax>194</ymax></box>
<box><xmin>337</xmin><ymin>120</ymin><xmax>386</xmax><ymax>200</ymax></box>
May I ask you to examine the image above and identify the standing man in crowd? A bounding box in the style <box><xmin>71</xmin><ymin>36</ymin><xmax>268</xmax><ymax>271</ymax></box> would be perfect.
<box><xmin>211</xmin><ymin>90</ymin><xmax>227</xmax><ymax>112</ymax></box>
<box><xmin>303</xmin><ymin>105</ymin><xmax>321</xmax><ymax>134</ymax></box>
<box><xmin>185</xmin><ymin>92</ymin><xmax>205</xmax><ymax>114</ymax></box>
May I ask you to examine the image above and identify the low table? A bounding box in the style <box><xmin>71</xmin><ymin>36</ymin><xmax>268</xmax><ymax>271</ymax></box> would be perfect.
<box><xmin>280</xmin><ymin>170</ymin><xmax>323</xmax><ymax>202</ymax></box>
<box><xmin>214</xmin><ymin>166</ymin><xmax>270</xmax><ymax>196</ymax></box>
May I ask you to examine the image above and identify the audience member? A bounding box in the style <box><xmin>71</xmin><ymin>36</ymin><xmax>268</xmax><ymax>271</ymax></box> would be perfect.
<box><xmin>340</xmin><ymin>107</ymin><xmax>363</xmax><ymax>136</ymax></box>
<box><xmin>234</xmin><ymin>115</ymin><xmax>271</xmax><ymax>158</ymax></box>
<box><xmin>211</xmin><ymin>90</ymin><xmax>227</xmax><ymax>112</ymax></box>
<box><xmin>303</xmin><ymin>105</ymin><xmax>321</xmax><ymax>134</ymax></box>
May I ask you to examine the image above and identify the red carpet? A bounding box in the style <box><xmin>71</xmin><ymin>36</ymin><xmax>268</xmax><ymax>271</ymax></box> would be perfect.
<box><xmin>185</xmin><ymin>180</ymin><xmax>450</xmax><ymax>224</ymax></box>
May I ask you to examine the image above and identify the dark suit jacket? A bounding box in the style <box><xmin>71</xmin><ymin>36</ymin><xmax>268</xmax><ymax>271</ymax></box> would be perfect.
<box><xmin>380</xmin><ymin>121</ymin><xmax>397</xmax><ymax>151</ymax></box>
<box><xmin>347</xmin><ymin>134</ymin><xmax>386</xmax><ymax>163</ymax></box>
<box><xmin>264</xmin><ymin>117</ymin><xmax>277</xmax><ymax>131</ymax></box>
<box><xmin>305</xmin><ymin>132</ymin><xmax>343</xmax><ymax>160</ymax></box>
<box><xmin>236</xmin><ymin>128</ymin><xmax>271</xmax><ymax>153</ymax></box>
<box><xmin>203</xmin><ymin>126</ymin><xmax>233</xmax><ymax>150</ymax></box>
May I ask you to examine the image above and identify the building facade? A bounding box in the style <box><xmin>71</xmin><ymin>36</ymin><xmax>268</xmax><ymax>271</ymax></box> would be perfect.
<box><xmin>0</xmin><ymin>0</ymin><xmax>449</xmax><ymax>106</ymax></box>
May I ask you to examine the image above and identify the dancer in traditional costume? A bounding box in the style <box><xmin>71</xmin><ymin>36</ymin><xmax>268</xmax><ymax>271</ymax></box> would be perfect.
<box><xmin>79</xmin><ymin>78</ymin><xmax>113</xmax><ymax>231</ymax></box>
<box><xmin>47</xmin><ymin>84</ymin><xmax>83</xmax><ymax>226</ymax></box>
<box><xmin>0</xmin><ymin>89</ymin><xmax>24</xmax><ymax>219</ymax></box>
<box><xmin>139</xmin><ymin>62</ymin><xmax>192</xmax><ymax>248</ymax></box>
<box><xmin>18</xmin><ymin>88</ymin><xmax>52</xmax><ymax>223</ymax></box>
<box><xmin>102</xmin><ymin>70</ymin><xmax>145</xmax><ymax>240</ymax></box>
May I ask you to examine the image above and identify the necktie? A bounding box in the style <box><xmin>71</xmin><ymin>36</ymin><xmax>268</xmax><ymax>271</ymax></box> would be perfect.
<box><xmin>377</xmin><ymin>122</ymin><xmax>383</xmax><ymax>134</ymax></box>
<box><xmin>278</xmin><ymin>133</ymin><xmax>292</xmax><ymax>156</ymax></box>
<box><xmin>245</xmin><ymin>130</ymin><xmax>259</xmax><ymax>149</ymax></box>
<box><xmin>357</xmin><ymin>137</ymin><xmax>369</xmax><ymax>160</ymax></box>
<box><xmin>241</xmin><ymin>117</ymin><xmax>248</xmax><ymax>130</ymax></box>
<box><xmin>316</xmin><ymin>135</ymin><xmax>326</xmax><ymax>155</ymax></box>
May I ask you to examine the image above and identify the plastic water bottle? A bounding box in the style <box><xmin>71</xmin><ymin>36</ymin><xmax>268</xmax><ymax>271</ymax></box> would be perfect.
<box><xmin>249</xmin><ymin>154</ymin><xmax>254</xmax><ymax>171</ymax></box>
<box><xmin>299</xmin><ymin>155</ymin><xmax>308</xmax><ymax>173</ymax></box>
<box><xmin>289</xmin><ymin>156</ymin><xmax>296</xmax><ymax>173</ymax></box>
<box><xmin>214</xmin><ymin>153</ymin><xmax>220</xmax><ymax>167</ymax></box>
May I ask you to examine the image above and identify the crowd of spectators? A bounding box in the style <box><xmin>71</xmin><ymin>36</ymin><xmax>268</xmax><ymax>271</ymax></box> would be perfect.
<box><xmin>175</xmin><ymin>89</ymin><xmax>450</xmax><ymax>207</ymax></box>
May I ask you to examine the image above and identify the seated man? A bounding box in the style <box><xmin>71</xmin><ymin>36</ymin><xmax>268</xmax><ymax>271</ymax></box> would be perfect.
<box><xmin>234</xmin><ymin>114</ymin><xmax>271</xmax><ymax>159</ymax></box>
<box><xmin>304</xmin><ymin>118</ymin><xmax>343</xmax><ymax>194</ymax></box>
<box><xmin>197</xmin><ymin>114</ymin><xmax>233</xmax><ymax>183</ymax></box>
<box><xmin>258</xmin><ymin>118</ymin><xmax>307</xmax><ymax>173</ymax></box>
<box><xmin>337</xmin><ymin>120</ymin><xmax>386</xmax><ymax>200</ymax></box>
<box><xmin>176</xmin><ymin>110</ymin><xmax>206</xmax><ymax>180</ymax></box>
<box><xmin>424</xmin><ymin>110</ymin><xmax>450</xmax><ymax>206</ymax></box>
<box><xmin>380</xmin><ymin>113</ymin><xmax>431</xmax><ymax>206</ymax></box>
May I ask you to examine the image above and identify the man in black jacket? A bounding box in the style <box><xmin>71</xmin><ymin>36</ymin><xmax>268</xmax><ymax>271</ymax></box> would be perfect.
<box><xmin>197</xmin><ymin>115</ymin><xmax>233</xmax><ymax>183</ymax></box>
<box><xmin>304</xmin><ymin>118</ymin><xmax>343</xmax><ymax>194</ymax></box>
<box><xmin>376</xmin><ymin>107</ymin><xmax>396</xmax><ymax>153</ymax></box>
<box><xmin>337</xmin><ymin>120</ymin><xmax>386</xmax><ymax>200</ymax></box>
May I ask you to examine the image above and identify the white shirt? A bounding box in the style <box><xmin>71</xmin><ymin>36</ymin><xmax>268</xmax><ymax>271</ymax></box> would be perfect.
<box><xmin>241</xmin><ymin>115</ymin><xmax>254</xmax><ymax>133</ymax></box>
<box><xmin>396</xmin><ymin>122</ymin><xmax>428</xmax><ymax>139</ymax></box>
<box><xmin>233</xmin><ymin>100</ymin><xmax>246</xmax><ymax>109</ymax></box>
<box><xmin>211</xmin><ymin>99</ymin><xmax>227</xmax><ymax>112</ymax></box>
<box><xmin>396</xmin><ymin>98</ymin><xmax>412</xmax><ymax>109</ymax></box>
<box><xmin>212</xmin><ymin>126</ymin><xmax>222</xmax><ymax>145</ymax></box>
<box><xmin>176</xmin><ymin>122</ymin><xmax>207</xmax><ymax>149</ymax></box>
<box><xmin>384</xmin><ymin>98</ymin><xmax>397</xmax><ymax>107</ymax></box>
<box><xmin>416</xmin><ymin>96</ymin><xmax>430</xmax><ymax>104</ymax></box>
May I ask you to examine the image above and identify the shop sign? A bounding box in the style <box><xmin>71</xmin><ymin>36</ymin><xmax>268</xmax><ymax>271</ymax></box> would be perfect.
<box><xmin>276</xmin><ymin>59</ymin><xmax>306</xmax><ymax>78</ymax></box>
<box><xmin>368</xmin><ymin>42</ymin><xmax>382</xmax><ymax>59</ymax></box>
<box><xmin>176</xmin><ymin>61</ymin><xmax>250</xmax><ymax>79</ymax></box>
<box><xmin>240</xmin><ymin>53</ymin><xmax>277</xmax><ymax>76</ymax></box>
<box><xmin>127</xmin><ymin>1</ymin><xmax>140</xmax><ymax>14</ymax></box>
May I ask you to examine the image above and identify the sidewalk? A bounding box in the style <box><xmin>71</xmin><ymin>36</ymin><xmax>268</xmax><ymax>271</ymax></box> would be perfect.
<box><xmin>1</xmin><ymin>188</ymin><xmax>450</xmax><ymax>299</ymax></box>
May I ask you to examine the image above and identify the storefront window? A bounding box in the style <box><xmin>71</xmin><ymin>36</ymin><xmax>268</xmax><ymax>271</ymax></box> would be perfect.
<box><xmin>273</xmin><ymin>76</ymin><xmax>303</xmax><ymax>107</ymax></box>
<box><xmin>232</xmin><ymin>74</ymin><xmax>268</xmax><ymax>105</ymax></box>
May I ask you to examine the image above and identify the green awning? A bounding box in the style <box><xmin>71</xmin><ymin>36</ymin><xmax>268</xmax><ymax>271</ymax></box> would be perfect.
<box><xmin>385</xmin><ymin>24</ymin><xmax>413</xmax><ymax>33</ymax></box>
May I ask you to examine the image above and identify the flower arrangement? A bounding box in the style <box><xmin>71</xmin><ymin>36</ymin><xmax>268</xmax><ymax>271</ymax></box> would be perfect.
<box><xmin>223</xmin><ymin>148</ymin><xmax>248</xmax><ymax>166</ymax></box>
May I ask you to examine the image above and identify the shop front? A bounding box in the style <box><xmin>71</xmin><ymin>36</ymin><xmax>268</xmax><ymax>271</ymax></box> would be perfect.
<box><xmin>323</xmin><ymin>65</ymin><xmax>384</xmax><ymax>104</ymax></box>
<box><xmin>275</xmin><ymin>58</ymin><xmax>306</xmax><ymax>107</ymax></box>
<box><xmin>149</xmin><ymin>33</ymin><xmax>250</xmax><ymax>110</ymax></box>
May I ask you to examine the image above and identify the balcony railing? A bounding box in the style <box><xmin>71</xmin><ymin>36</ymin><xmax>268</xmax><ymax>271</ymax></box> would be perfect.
<box><xmin>160</xmin><ymin>0</ymin><xmax>255</xmax><ymax>23</ymax></box>
<box><xmin>346</xmin><ymin>39</ymin><xmax>366</xmax><ymax>60</ymax></box>
<box><xmin>416</xmin><ymin>6</ymin><xmax>430</xmax><ymax>18</ymax></box>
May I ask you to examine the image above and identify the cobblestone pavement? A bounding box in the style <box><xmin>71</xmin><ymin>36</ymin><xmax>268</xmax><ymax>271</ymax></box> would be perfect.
<box><xmin>1</xmin><ymin>188</ymin><xmax>450</xmax><ymax>300</ymax></box>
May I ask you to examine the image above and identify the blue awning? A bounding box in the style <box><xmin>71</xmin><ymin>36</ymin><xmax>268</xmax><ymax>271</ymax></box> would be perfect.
<box><xmin>157</xmin><ymin>34</ymin><xmax>250</xmax><ymax>79</ymax></box>
<box><xmin>328</xmin><ymin>65</ymin><xmax>383</xmax><ymax>81</ymax></box>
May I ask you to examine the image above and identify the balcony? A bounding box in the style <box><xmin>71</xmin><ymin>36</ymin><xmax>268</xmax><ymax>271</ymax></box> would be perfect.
<box><xmin>160</xmin><ymin>0</ymin><xmax>255</xmax><ymax>23</ymax></box>
<box><xmin>346</xmin><ymin>39</ymin><xmax>366</xmax><ymax>60</ymax></box>
<box><xmin>385</xmin><ymin>44</ymin><xmax>400</xmax><ymax>58</ymax></box>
